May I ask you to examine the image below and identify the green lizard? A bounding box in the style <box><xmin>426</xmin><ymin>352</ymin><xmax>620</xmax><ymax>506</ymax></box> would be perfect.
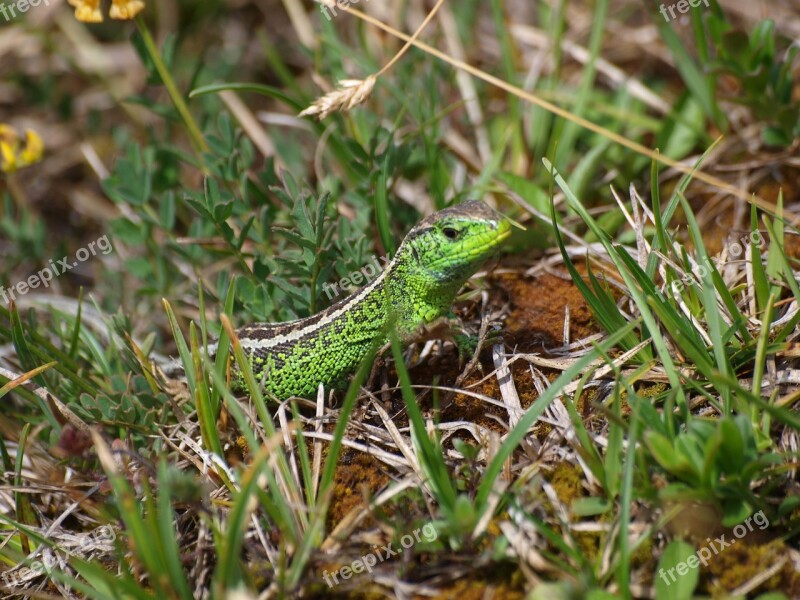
<box><xmin>204</xmin><ymin>200</ymin><xmax>509</xmax><ymax>399</ymax></box>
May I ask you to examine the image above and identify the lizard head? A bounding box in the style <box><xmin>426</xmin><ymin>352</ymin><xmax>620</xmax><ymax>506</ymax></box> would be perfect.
<box><xmin>399</xmin><ymin>199</ymin><xmax>510</xmax><ymax>285</ymax></box>
<box><xmin>386</xmin><ymin>200</ymin><xmax>510</xmax><ymax>331</ymax></box>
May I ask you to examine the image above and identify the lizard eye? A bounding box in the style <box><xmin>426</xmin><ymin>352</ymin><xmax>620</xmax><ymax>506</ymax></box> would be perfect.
<box><xmin>442</xmin><ymin>227</ymin><xmax>458</xmax><ymax>240</ymax></box>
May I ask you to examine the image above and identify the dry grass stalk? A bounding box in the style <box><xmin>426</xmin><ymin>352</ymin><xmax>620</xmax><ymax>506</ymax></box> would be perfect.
<box><xmin>298</xmin><ymin>76</ymin><xmax>377</xmax><ymax>120</ymax></box>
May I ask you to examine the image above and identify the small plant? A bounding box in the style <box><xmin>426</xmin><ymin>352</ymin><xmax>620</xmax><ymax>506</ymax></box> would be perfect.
<box><xmin>644</xmin><ymin>414</ymin><xmax>782</xmax><ymax>525</ymax></box>
<box><xmin>655</xmin><ymin>6</ymin><xmax>799</xmax><ymax>147</ymax></box>
<box><xmin>706</xmin><ymin>17</ymin><xmax>800</xmax><ymax>146</ymax></box>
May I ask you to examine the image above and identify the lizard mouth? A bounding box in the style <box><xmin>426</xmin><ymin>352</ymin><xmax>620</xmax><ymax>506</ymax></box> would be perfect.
<box><xmin>470</xmin><ymin>218</ymin><xmax>511</xmax><ymax>252</ymax></box>
<box><xmin>495</xmin><ymin>218</ymin><xmax>511</xmax><ymax>243</ymax></box>
<box><xmin>475</xmin><ymin>218</ymin><xmax>511</xmax><ymax>251</ymax></box>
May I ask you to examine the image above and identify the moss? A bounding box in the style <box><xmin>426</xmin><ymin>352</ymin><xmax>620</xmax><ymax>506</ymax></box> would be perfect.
<box><xmin>631</xmin><ymin>535</ymin><xmax>654</xmax><ymax>569</ymax></box>
<box><xmin>432</xmin><ymin>571</ymin><xmax>526</xmax><ymax>600</ymax></box>
<box><xmin>705</xmin><ymin>540</ymin><xmax>800</xmax><ymax>597</ymax></box>
<box><xmin>638</xmin><ymin>382</ymin><xmax>668</xmax><ymax>398</ymax></box>
<box><xmin>575</xmin><ymin>385</ymin><xmax>599</xmax><ymax>418</ymax></box>
<box><xmin>547</xmin><ymin>461</ymin><xmax>585</xmax><ymax>508</ymax></box>
<box><xmin>575</xmin><ymin>530</ymin><xmax>603</xmax><ymax>559</ymax></box>
<box><xmin>327</xmin><ymin>449</ymin><xmax>389</xmax><ymax>527</ymax></box>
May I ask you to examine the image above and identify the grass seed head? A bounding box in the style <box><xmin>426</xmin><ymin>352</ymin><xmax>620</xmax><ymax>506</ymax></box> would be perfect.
<box><xmin>299</xmin><ymin>75</ymin><xmax>377</xmax><ymax>120</ymax></box>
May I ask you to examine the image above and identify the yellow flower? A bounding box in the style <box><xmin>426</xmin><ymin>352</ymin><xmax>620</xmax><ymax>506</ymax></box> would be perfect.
<box><xmin>0</xmin><ymin>125</ymin><xmax>44</xmax><ymax>174</ymax></box>
<box><xmin>0</xmin><ymin>125</ymin><xmax>20</xmax><ymax>173</ymax></box>
<box><xmin>68</xmin><ymin>0</ymin><xmax>145</xmax><ymax>23</ymax></box>
<box><xmin>0</xmin><ymin>142</ymin><xmax>16</xmax><ymax>173</ymax></box>
<box><xmin>20</xmin><ymin>130</ymin><xmax>44</xmax><ymax>166</ymax></box>
<box><xmin>68</xmin><ymin>0</ymin><xmax>103</xmax><ymax>23</ymax></box>
<box><xmin>110</xmin><ymin>0</ymin><xmax>145</xmax><ymax>20</ymax></box>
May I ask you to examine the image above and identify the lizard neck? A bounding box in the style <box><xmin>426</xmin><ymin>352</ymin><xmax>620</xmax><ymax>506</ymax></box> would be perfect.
<box><xmin>383</xmin><ymin>248</ymin><xmax>464</xmax><ymax>338</ymax></box>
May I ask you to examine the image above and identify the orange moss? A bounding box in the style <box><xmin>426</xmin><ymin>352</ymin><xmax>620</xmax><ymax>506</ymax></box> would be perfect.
<box><xmin>327</xmin><ymin>449</ymin><xmax>389</xmax><ymax>527</ymax></box>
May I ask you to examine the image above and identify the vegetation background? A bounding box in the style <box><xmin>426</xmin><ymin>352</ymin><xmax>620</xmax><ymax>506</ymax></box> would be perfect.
<box><xmin>0</xmin><ymin>0</ymin><xmax>799</xmax><ymax>597</ymax></box>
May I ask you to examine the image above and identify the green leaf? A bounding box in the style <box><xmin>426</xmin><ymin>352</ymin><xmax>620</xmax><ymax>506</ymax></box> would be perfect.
<box><xmin>528</xmin><ymin>582</ymin><xmax>574</xmax><ymax>600</ymax></box>
<box><xmin>655</xmin><ymin>540</ymin><xmax>699</xmax><ymax>600</ymax></box>
<box><xmin>656</xmin><ymin>17</ymin><xmax>725</xmax><ymax>129</ymax></box>
<box><xmin>721</xmin><ymin>31</ymin><xmax>750</xmax><ymax>59</ymax></box>
<box><xmin>778</xmin><ymin>496</ymin><xmax>800</xmax><ymax>518</ymax></box>
<box><xmin>722</xmin><ymin>500</ymin><xmax>752</xmax><ymax>528</ymax></box>
<box><xmin>659</xmin><ymin>96</ymin><xmax>705</xmax><ymax>161</ymax></box>
<box><xmin>272</xmin><ymin>227</ymin><xmax>316</xmax><ymax>251</ymax></box>
<box><xmin>586</xmin><ymin>591</ymin><xmax>619</xmax><ymax>600</ymax></box>
<box><xmin>763</xmin><ymin>127</ymin><xmax>792</xmax><ymax>147</ymax></box>
<box><xmin>10</xmin><ymin>304</ymin><xmax>38</xmax><ymax>380</ymax></box>
<box><xmin>567</xmin><ymin>141</ymin><xmax>610</xmax><ymax>202</ymax></box>
<box><xmin>160</xmin><ymin>191</ymin><xmax>176</xmax><ymax>229</ymax></box>
<box><xmin>497</xmin><ymin>172</ymin><xmax>551</xmax><ymax>216</ymax></box>
<box><xmin>571</xmin><ymin>496</ymin><xmax>612</xmax><ymax>517</ymax></box>
<box><xmin>454</xmin><ymin>494</ymin><xmax>477</xmax><ymax>530</ymax></box>
<box><xmin>644</xmin><ymin>431</ymin><xmax>692</xmax><ymax>478</ymax></box>
<box><xmin>189</xmin><ymin>82</ymin><xmax>304</xmax><ymax>111</ymax></box>
<box><xmin>674</xmin><ymin>433</ymin><xmax>705</xmax><ymax>476</ymax></box>
<box><xmin>716</xmin><ymin>417</ymin><xmax>745</xmax><ymax>473</ymax></box>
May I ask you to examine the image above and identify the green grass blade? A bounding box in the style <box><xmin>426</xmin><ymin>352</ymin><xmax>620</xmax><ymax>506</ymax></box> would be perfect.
<box><xmin>390</xmin><ymin>328</ymin><xmax>458</xmax><ymax>517</ymax></box>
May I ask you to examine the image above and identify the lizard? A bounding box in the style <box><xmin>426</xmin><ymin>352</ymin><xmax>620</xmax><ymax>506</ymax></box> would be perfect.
<box><xmin>165</xmin><ymin>200</ymin><xmax>510</xmax><ymax>400</ymax></box>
